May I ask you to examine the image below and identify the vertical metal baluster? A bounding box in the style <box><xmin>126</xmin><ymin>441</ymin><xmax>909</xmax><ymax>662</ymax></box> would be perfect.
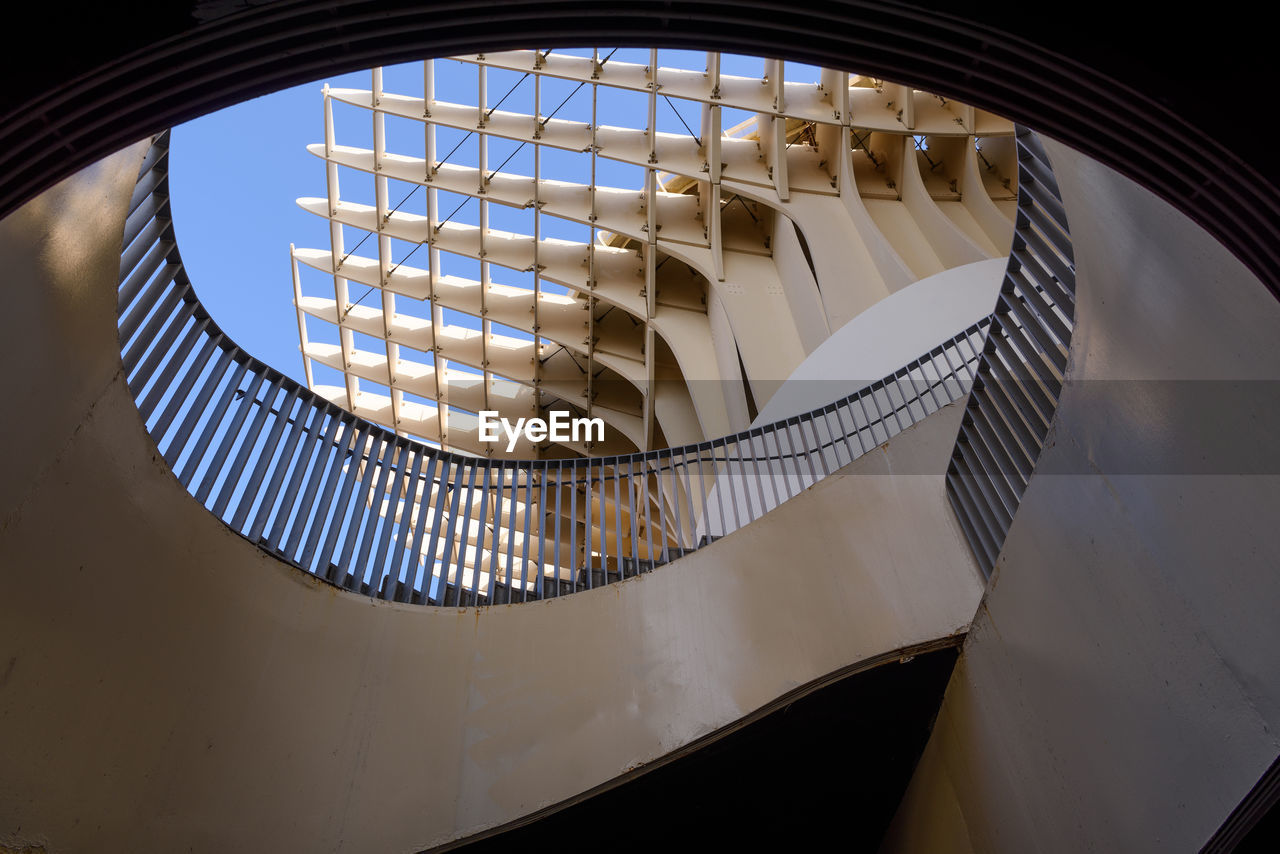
<box><xmin>583</xmin><ymin>460</ymin><xmax>594</xmax><ymax>589</ymax></box>
<box><xmin>553</xmin><ymin>461</ymin><xmax>565</xmax><ymax>596</ymax></box>
<box><xmin>596</xmin><ymin>462</ymin><xmax>610</xmax><ymax>583</ymax></box>
<box><xmin>819</xmin><ymin>405</ymin><xmax>843</xmax><ymax>471</ymax></box>
<box><xmin>713</xmin><ymin>438</ymin><xmax>730</xmax><ymax>537</ymax></box>
<box><xmin>764</xmin><ymin>426</ymin><xmax>790</xmax><ymax>503</ymax></box>
<box><xmin>568</xmin><ymin>461</ymin><xmax>578</xmax><ymax>591</ymax></box>
<box><xmin>779</xmin><ymin>420</ymin><xmax>802</xmax><ymax>493</ymax></box>
<box><xmin>679</xmin><ymin>448</ymin><xmax>698</xmax><ymax>553</ymax></box>
<box><xmin>725</xmin><ymin>437</ymin><xmax>744</xmax><ymax>532</ymax></box>
<box><xmin>482</xmin><ymin>465</ymin><xmax>501</xmax><ymax>603</ymax></box>
<box><xmin>712</xmin><ymin>439</ymin><xmax>730</xmax><ymax>538</ymax></box>
<box><xmin>612</xmin><ymin>461</ymin><xmax>623</xmax><ymax>580</ymax></box>
<box><xmin>504</xmin><ymin>464</ymin><xmax>520</xmax><ymax>597</ymax></box>
<box><xmin>653</xmin><ymin>458</ymin><xmax>669</xmax><ymax>564</ymax></box>
<box><xmin>626</xmin><ymin>457</ymin><xmax>639</xmax><ymax>577</ymax></box>
<box><xmin>747</xmin><ymin>429</ymin><xmax>768</xmax><ymax>520</ymax></box>
<box><xmin>813</xmin><ymin>405</ymin><xmax>833</xmax><ymax>470</ymax></box>
<box><xmin>666</xmin><ymin>453</ymin><xmax>685</xmax><ymax>560</ymax></box>
<box><xmin>641</xmin><ymin>458</ymin><xmax>656</xmax><ymax>570</ymax></box>
<box><xmin>500</xmin><ymin>466</ymin><xmax>517</xmax><ymax>602</ymax></box>
<box><xmin>521</xmin><ymin>465</ymin><xmax>536</xmax><ymax>601</ymax></box>
<box><xmin>536</xmin><ymin>461</ymin><xmax>549</xmax><ymax>600</ymax></box>
<box><xmin>773</xmin><ymin>419</ymin><xmax>793</xmax><ymax>491</ymax></box>
<box><xmin>478</xmin><ymin>463</ymin><xmax>496</xmax><ymax>603</ymax></box>
<box><xmin>829</xmin><ymin>399</ymin><xmax>855</xmax><ymax>468</ymax></box>
<box><xmin>504</xmin><ymin>468</ymin><xmax>519</xmax><ymax>601</ymax></box>
<box><xmin>693</xmin><ymin>445</ymin><xmax>709</xmax><ymax>547</ymax></box>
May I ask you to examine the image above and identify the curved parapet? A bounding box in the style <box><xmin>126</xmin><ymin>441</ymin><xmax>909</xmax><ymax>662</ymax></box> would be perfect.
<box><xmin>945</xmin><ymin>128</ymin><xmax>1076</xmax><ymax>574</ymax></box>
<box><xmin>118</xmin><ymin>131</ymin><xmax>996</xmax><ymax>608</ymax></box>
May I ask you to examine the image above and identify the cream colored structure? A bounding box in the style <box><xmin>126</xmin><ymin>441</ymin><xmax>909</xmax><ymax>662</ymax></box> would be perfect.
<box><xmin>291</xmin><ymin>50</ymin><xmax>1017</xmax><ymax>459</ymax></box>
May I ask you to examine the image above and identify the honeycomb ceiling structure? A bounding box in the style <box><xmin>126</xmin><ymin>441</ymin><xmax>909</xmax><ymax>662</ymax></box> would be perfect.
<box><xmin>290</xmin><ymin>49</ymin><xmax>1019</xmax><ymax>459</ymax></box>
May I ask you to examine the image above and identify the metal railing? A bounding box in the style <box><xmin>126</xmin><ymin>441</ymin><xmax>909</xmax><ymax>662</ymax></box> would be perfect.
<box><xmin>946</xmin><ymin>127</ymin><xmax>1076</xmax><ymax>575</ymax></box>
<box><xmin>118</xmin><ymin>130</ymin><xmax>993</xmax><ymax>606</ymax></box>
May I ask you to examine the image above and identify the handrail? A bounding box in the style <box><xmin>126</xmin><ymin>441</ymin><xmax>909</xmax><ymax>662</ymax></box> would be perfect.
<box><xmin>946</xmin><ymin>127</ymin><xmax>1076</xmax><ymax>575</ymax></box>
<box><xmin>118</xmin><ymin>129</ymin><xmax>991</xmax><ymax>606</ymax></box>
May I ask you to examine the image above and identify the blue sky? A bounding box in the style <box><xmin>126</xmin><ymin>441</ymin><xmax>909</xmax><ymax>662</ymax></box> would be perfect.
<box><xmin>169</xmin><ymin>49</ymin><xmax>824</xmax><ymax>394</ymax></box>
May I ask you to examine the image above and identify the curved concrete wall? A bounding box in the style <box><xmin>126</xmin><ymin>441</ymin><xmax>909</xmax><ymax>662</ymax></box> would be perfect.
<box><xmin>882</xmin><ymin>139</ymin><xmax>1280</xmax><ymax>852</ymax></box>
<box><xmin>0</xmin><ymin>145</ymin><xmax>983</xmax><ymax>851</ymax></box>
